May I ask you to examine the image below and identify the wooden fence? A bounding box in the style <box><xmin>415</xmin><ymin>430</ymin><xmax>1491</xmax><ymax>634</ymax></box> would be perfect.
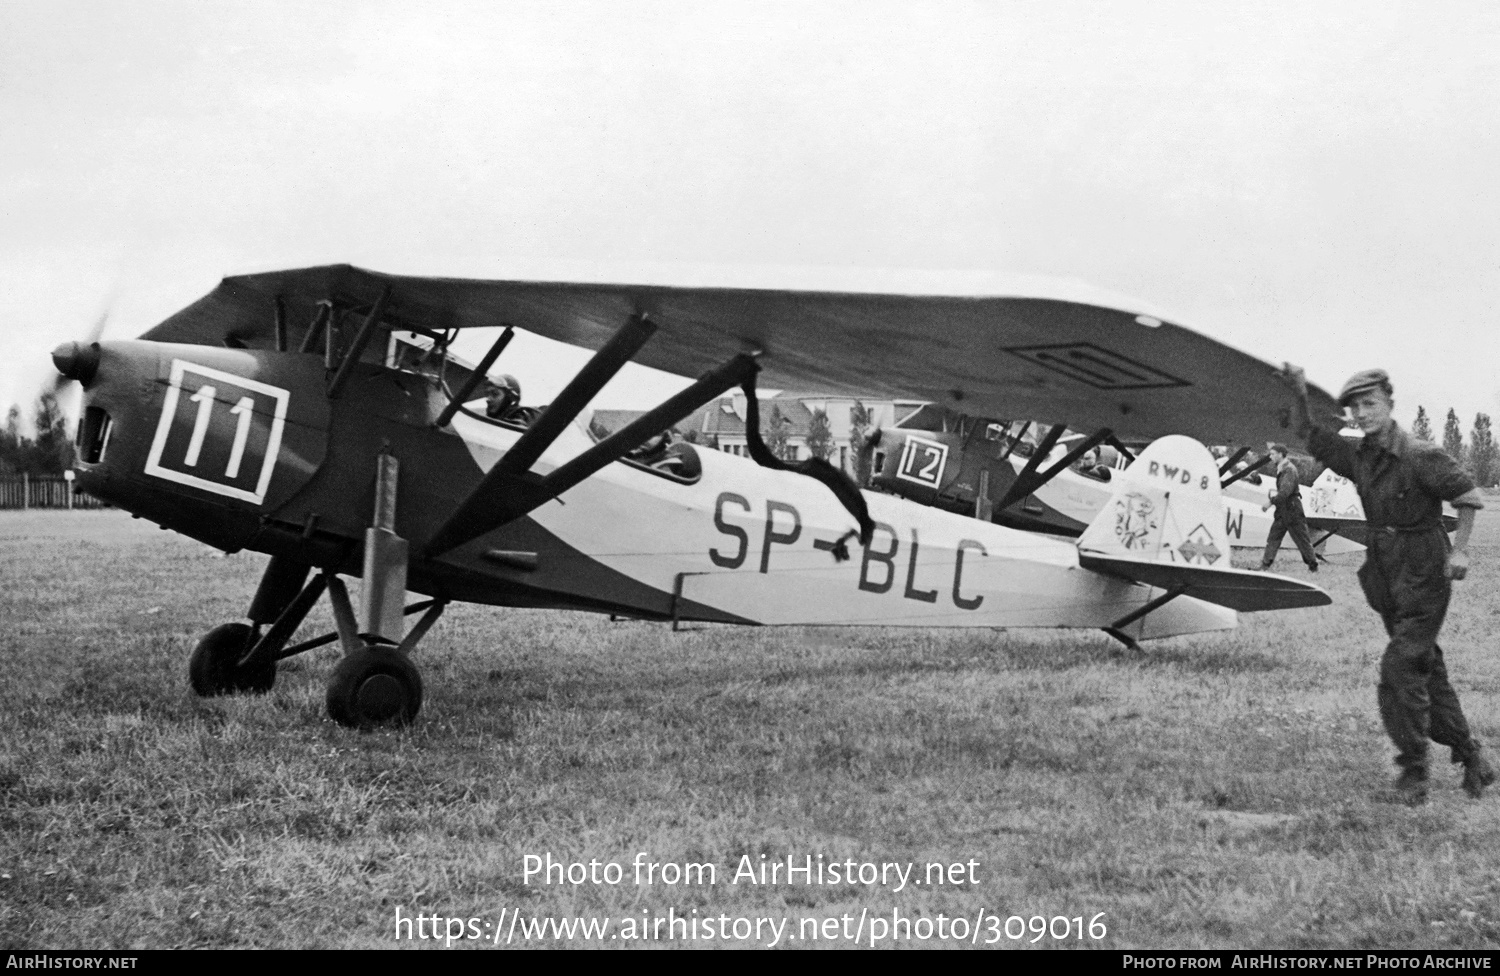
<box><xmin>0</xmin><ymin>476</ymin><xmax>111</xmax><ymax>510</ymax></box>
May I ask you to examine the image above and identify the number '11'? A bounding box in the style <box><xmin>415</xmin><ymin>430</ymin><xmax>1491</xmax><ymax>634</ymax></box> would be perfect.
<box><xmin>184</xmin><ymin>386</ymin><xmax>255</xmax><ymax>478</ymax></box>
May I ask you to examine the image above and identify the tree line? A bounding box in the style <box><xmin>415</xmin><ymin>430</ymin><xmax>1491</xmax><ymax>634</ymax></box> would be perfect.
<box><xmin>1412</xmin><ymin>406</ymin><xmax>1497</xmax><ymax>488</ymax></box>
<box><xmin>1</xmin><ymin>392</ymin><xmax>75</xmax><ymax>477</ymax></box>
<box><xmin>18</xmin><ymin>387</ymin><xmax>1488</xmax><ymax>487</ymax></box>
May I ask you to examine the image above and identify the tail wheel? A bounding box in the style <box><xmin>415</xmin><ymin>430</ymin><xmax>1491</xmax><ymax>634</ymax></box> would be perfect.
<box><xmin>326</xmin><ymin>645</ymin><xmax>423</xmax><ymax>729</ymax></box>
<box><xmin>189</xmin><ymin>623</ymin><xmax>277</xmax><ymax>697</ymax></box>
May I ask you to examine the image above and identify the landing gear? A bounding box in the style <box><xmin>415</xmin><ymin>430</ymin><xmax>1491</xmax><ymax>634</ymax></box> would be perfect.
<box><xmin>187</xmin><ymin>555</ymin><xmax>313</xmax><ymax>699</ymax></box>
<box><xmin>188</xmin><ymin>622</ymin><xmax>276</xmax><ymax>696</ymax></box>
<box><xmin>185</xmin><ymin>569</ymin><xmax>444</xmax><ymax>728</ymax></box>
<box><xmin>182</xmin><ymin>527</ymin><xmax>440</xmax><ymax>730</ymax></box>
<box><xmin>326</xmin><ymin>644</ymin><xmax>423</xmax><ymax>729</ymax></box>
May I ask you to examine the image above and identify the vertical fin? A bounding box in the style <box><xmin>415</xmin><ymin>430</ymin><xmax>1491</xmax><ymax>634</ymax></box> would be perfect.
<box><xmin>1077</xmin><ymin>435</ymin><xmax>1229</xmax><ymax>568</ymax></box>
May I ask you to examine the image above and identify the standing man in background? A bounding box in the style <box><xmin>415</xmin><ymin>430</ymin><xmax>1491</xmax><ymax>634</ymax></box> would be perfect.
<box><xmin>1283</xmin><ymin>366</ymin><xmax>1490</xmax><ymax>805</ymax></box>
<box><xmin>1259</xmin><ymin>442</ymin><xmax>1320</xmax><ymax>573</ymax></box>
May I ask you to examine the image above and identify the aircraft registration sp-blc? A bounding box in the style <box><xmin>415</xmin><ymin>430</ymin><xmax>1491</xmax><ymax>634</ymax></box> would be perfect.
<box><xmin>50</xmin><ymin>265</ymin><xmax>1338</xmax><ymax>729</ymax></box>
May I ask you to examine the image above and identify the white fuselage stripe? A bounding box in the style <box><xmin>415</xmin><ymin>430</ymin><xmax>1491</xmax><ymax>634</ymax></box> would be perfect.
<box><xmin>450</xmin><ymin>411</ymin><xmax>1236</xmax><ymax>638</ymax></box>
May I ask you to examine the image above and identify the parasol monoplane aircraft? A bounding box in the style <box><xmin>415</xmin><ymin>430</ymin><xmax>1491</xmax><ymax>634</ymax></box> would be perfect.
<box><xmin>865</xmin><ymin>409</ymin><xmax>1369</xmax><ymax>556</ymax></box>
<box><xmin>50</xmin><ymin>265</ymin><xmax>1338</xmax><ymax>729</ymax></box>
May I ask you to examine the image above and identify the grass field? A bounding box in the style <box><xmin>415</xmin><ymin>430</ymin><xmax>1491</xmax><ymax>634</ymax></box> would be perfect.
<box><xmin>3</xmin><ymin>509</ymin><xmax>1500</xmax><ymax>950</ymax></box>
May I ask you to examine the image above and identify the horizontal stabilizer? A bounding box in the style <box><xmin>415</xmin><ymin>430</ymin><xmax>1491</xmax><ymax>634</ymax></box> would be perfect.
<box><xmin>1305</xmin><ymin>469</ymin><xmax>1363</xmax><ymax>519</ymax></box>
<box><xmin>1078</xmin><ymin>434</ymin><xmax>1330</xmax><ymax>612</ymax></box>
<box><xmin>1306</xmin><ymin>515</ymin><xmax>1368</xmax><ymax>536</ymax></box>
<box><xmin>1306</xmin><ymin>515</ymin><xmax>1454</xmax><ymax>547</ymax></box>
<box><xmin>1078</xmin><ymin>554</ymin><xmax>1330</xmax><ymax>611</ymax></box>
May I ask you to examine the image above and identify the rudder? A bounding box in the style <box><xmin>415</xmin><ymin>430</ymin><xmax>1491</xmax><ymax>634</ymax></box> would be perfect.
<box><xmin>1077</xmin><ymin>435</ymin><xmax>1229</xmax><ymax>568</ymax></box>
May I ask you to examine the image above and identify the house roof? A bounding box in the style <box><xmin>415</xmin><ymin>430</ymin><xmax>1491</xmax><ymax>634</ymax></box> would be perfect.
<box><xmin>592</xmin><ymin>392</ymin><xmax>834</xmax><ymax>439</ymax></box>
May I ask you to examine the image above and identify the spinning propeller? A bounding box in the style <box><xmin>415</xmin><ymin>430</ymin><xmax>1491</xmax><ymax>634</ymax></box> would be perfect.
<box><xmin>49</xmin><ymin>309</ymin><xmax>110</xmax><ymax>391</ymax></box>
<box><xmin>24</xmin><ymin>309</ymin><xmax>112</xmax><ymax>445</ymax></box>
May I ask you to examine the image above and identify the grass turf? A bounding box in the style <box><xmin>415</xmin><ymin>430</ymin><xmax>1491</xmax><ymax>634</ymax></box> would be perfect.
<box><xmin>2</xmin><ymin>509</ymin><xmax>1498</xmax><ymax>949</ymax></box>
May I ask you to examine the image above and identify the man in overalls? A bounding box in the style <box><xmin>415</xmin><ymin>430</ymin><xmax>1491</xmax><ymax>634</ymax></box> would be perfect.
<box><xmin>1284</xmin><ymin>366</ymin><xmax>1490</xmax><ymax>804</ymax></box>
<box><xmin>1259</xmin><ymin>442</ymin><xmax>1319</xmax><ymax>573</ymax></box>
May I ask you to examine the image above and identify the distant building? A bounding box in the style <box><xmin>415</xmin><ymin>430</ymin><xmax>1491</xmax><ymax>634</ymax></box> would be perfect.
<box><xmin>593</xmin><ymin>393</ymin><xmax>925</xmax><ymax>474</ymax></box>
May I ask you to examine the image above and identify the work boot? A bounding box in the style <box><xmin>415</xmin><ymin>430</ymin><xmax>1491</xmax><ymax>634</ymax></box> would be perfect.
<box><xmin>1462</xmin><ymin>751</ymin><xmax>1496</xmax><ymax>800</ymax></box>
<box><xmin>1387</xmin><ymin>767</ymin><xmax>1428</xmax><ymax>806</ymax></box>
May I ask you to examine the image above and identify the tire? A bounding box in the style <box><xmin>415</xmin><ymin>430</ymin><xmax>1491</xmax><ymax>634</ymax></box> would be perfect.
<box><xmin>325</xmin><ymin>645</ymin><xmax>423</xmax><ymax>729</ymax></box>
<box><xmin>188</xmin><ymin>623</ymin><xmax>277</xmax><ymax>697</ymax></box>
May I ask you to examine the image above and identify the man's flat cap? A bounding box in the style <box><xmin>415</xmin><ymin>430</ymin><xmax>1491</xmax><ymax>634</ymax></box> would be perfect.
<box><xmin>1338</xmin><ymin>368</ymin><xmax>1392</xmax><ymax>406</ymax></box>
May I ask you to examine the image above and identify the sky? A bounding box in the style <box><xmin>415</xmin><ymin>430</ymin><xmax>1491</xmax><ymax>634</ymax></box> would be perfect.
<box><xmin>3</xmin><ymin>0</ymin><xmax>1498</xmax><ymax>436</ymax></box>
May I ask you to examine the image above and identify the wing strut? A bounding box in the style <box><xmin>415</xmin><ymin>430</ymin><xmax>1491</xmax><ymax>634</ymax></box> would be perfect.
<box><xmin>993</xmin><ymin>425</ymin><xmax>1114</xmax><ymax>514</ymax></box>
<box><xmin>997</xmin><ymin>421</ymin><xmax>1030</xmax><ymax>463</ymax></box>
<box><xmin>1106</xmin><ymin>436</ymin><xmax>1136</xmax><ymax>464</ymax></box>
<box><xmin>1221</xmin><ymin>454</ymin><xmax>1271</xmax><ymax>490</ymax></box>
<box><xmin>327</xmin><ymin>286</ymin><xmax>392</xmax><ymax>398</ymax></box>
<box><xmin>273</xmin><ymin>296</ymin><xmax>289</xmax><ymax>353</ymax></box>
<box><xmin>299</xmin><ymin>302</ymin><xmax>332</xmax><ymax>354</ymax></box>
<box><xmin>433</xmin><ymin>325</ymin><xmax>515</xmax><ymax>429</ymax></box>
<box><xmin>425</xmin><ymin>315</ymin><xmax>759</xmax><ymax>557</ymax></box>
<box><xmin>1218</xmin><ymin>446</ymin><xmax>1252</xmax><ymax>476</ymax></box>
<box><xmin>1102</xmin><ymin>585</ymin><xmax>1188</xmax><ymax>651</ymax></box>
<box><xmin>500</xmin><ymin>314</ymin><xmax>658</xmax><ymax>474</ymax></box>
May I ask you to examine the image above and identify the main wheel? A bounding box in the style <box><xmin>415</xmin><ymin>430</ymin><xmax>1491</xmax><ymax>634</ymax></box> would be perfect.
<box><xmin>188</xmin><ymin>623</ymin><xmax>277</xmax><ymax>696</ymax></box>
<box><xmin>326</xmin><ymin>645</ymin><xmax>423</xmax><ymax>729</ymax></box>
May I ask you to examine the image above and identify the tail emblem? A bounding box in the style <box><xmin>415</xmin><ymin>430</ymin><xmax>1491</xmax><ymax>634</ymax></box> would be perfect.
<box><xmin>1113</xmin><ymin>492</ymin><xmax>1158</xmax><ymax>551</ymax></box>
<box><xmin>1177</xmin><ymin>524</ymin><xmax>1222</xmax><ymax>565</ymax></box>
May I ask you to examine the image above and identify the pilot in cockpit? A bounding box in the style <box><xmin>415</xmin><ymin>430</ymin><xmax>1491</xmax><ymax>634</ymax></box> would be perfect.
<box><xmin>485</xmin><ymin>374</ymin><xmax>522</xmax><ymax>419</ymax></box>
<box><xmin>484</xmin><ymin>374</ymin><xmax>541</xmax><ymax>426</ymax></box>
<box><xmin>1073</xmin><ymin>447</ymin><xmax>1113</xmax><ymax>482</ymax></box>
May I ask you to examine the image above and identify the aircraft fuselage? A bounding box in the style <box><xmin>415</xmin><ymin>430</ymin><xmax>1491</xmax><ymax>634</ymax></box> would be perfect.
<box><xmin>68</xmin><ymin>340</ymin><xmax>1235</xmax><ymax>642</ymax></box>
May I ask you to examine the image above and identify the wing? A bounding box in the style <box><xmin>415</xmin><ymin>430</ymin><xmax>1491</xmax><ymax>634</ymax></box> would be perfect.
<box><xmin>138</xmin><ymin>264</ymin><xmax>1340</xmax><ymax>446</ymax></box>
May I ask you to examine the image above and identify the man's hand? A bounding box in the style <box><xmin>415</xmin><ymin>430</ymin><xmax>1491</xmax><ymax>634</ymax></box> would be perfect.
<box><xmin>1449</xmin><ymin>498</ymin><xmax>1479</xmax><ymax>581</ymax></box>
<box><xmin>1278</xmin><ymin>362</ymin><xmax>1313</xmax><ymax>440</ymax></box>
<box><xmin>1447</xmin><ymin>548</ymin><xmax>1470</xmax><ymax>581</ymax></box>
